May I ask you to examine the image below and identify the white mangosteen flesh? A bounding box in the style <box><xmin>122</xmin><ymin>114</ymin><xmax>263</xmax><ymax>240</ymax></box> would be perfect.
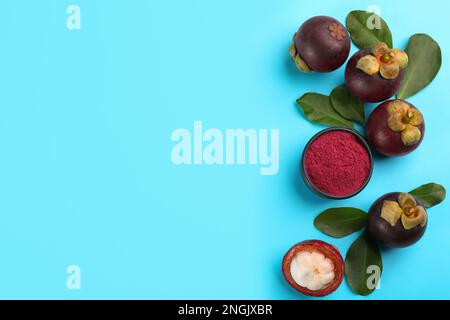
<box><xmin>289</xmin><ymin>251</ymin><xmax>335</xmax><ymax>291</ymax></box>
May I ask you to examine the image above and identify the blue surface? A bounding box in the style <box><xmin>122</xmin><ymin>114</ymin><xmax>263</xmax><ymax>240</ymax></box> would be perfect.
<box><xmin>0</xmin><ymin>0</ymin><xmax>449</xmax><ymax>299</ymax></box>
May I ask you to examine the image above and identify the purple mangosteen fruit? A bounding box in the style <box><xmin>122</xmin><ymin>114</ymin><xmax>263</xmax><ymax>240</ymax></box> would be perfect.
<box><xmin>345</xmin><ymin>43</ymin><xmax>408</xmax><ymax>102</ymax></box>
<box><xmin>367</xmin><ymin>192</ymin><xmax>427</xmax><ymax>248</ymax></box>
<box><xmin>289</xmin><ymin>16</ymin><xmax>350</xmax><ymax>73</ymax></box>
<box><xmin>367</xmin><ymin>99</ymin><xmax>425</xmax><ymax>157</ymax></box>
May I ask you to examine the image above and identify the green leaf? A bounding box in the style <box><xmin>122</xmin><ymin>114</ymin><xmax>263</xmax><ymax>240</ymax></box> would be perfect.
<box><xmin>345</xmin><ymin>232</ymin><xmax>382</xmax><ymax>296</ymax></box>
<box><xmin>409</xmin><ymin>183</ymin><xmax>446</xmax><ymax>208</ymax></box>
<box><xmin>314</xmin><ymin>207</ymin><xmax>368</xmax><ymax>238</ymax></box>
<box><xmin>346</xmin><ymin>10</ymin><xmax>393</xmax><ymax>49</ymax></box>
<box><xmin>296</xmin><ymin>93</ymin><xmax>354</xmax><ymax>129</ymax></box>
<box><xmin>330</xmin><ymin>85</ymin><xmax>365</xmax><ymax>125</ymax></box>
<box><xmin>397</xmin><ymin>34</ymin><xmax>442</xmax><ymax>99</ymax></box>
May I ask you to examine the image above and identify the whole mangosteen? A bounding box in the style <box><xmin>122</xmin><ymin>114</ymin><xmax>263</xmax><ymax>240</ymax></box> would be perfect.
<box><xmin>367</xmin><ymin>192</ymin><xmax>427</xmax><ymax>248</ymax></box>
<box><xmin>345</xmin><ymin>43</ymin><xmax>408</xmax><ymax>102</ymax></box>
<box><xmin>289</xmin><ymin>16</ymin><xmax>350</xmax><ymax>73</ymax></box>
<box><xmin>367</xmin><ymin>99</ymin><xmax>425</xmax><ymax>156</ymax></box>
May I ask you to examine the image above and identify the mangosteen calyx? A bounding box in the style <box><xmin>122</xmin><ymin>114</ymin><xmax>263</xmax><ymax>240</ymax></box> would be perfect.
<box><xmin>289</xmin><ymin>33</ymin><xmax>312</xmax><ymax>73</ymax></box>
<box><xmin>381</xmin><ymin>193</ymin><xmax>427</xmax><ymax>230</ymax></box>
<box><xmin>356</xmin><ymin>43</ymin><xmax>408</xmax><ymax>80</ymax></box>
<box><xmin>386</xmin><ymin>100</ymin><xmax>423</xmax><ymax>146</ymax></box>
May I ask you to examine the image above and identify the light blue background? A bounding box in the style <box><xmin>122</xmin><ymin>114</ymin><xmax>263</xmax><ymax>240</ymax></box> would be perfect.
<box><xmin>0</xmin><ymin>0</ymin><xmax>448</xmax><ymax>299</ymax></box>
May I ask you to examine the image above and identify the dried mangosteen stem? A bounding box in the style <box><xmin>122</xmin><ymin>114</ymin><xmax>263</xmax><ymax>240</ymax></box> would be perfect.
<box><xmin>381</xmin><ymin>53</ymin><xmax>392</xmax><ymax>63</ymax></box>
<box><xmin>402</xmin><ymin>111</ymin><xmax>414</xmax><ymax>124</ymax></box>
